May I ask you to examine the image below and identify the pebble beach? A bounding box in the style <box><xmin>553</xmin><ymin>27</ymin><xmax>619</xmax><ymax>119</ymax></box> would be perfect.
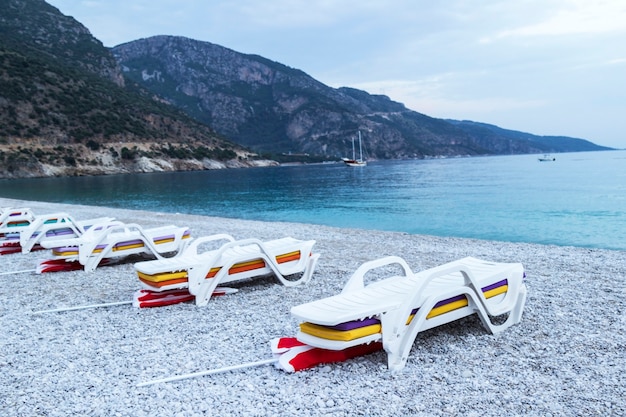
<box><xmin>1</xmin><ymin>196</ymin><xmax>624</xmax><ymax>416</ymax></box>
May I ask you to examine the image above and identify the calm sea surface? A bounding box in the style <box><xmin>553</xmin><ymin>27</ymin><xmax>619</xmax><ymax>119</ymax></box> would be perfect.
<box><xmin>1</xmin><ymin>150</ymin><xmax>625</xmax><ymax>250</ymax></box>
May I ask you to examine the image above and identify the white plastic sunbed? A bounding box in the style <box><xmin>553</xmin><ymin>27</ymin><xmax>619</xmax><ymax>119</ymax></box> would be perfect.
<box><xmin>16</xmin><ymin>212</ymin><xmax>115</xmax><ymax>254</ymax></box>
<box><xmin>290</xmin><ymin>256</ymin><xmax>527</xmax><ymax>373</ymax></box>
<box><xmin>0</xmin><ymin>207</ymin><xmax>35</xmax><ymax>231</ymax></box>
<box><xmin>0</xmin><ymin>208</ymin><xmax>38</xmax><ymax>254</ymax></box>
<box><xmin>37</xmin><ymin>223</ymin><xmax>191</xmax><ymax>273</ymax></box>
<box><xmin>133</xmin><ymin>234</ymin><xmax>320</xmax><ymax>307</ymax></box>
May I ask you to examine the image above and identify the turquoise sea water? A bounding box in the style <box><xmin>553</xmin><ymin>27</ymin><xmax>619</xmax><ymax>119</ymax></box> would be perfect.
<box><xmin>1</xmin><ymin>150</ymin><xmax>625</xmax><ymax>250</ymax></box>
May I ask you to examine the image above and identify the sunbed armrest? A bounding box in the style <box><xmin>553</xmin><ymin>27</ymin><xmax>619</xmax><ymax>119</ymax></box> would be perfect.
<box><xmin>186</xmin><ymin>234</ymin><xmax>236</xmax><ymax>255</ymax></box>
<box><xmin>341</xmin><ymin>256</ymin><xmax>414</xmax><ymax>294</ymax></box>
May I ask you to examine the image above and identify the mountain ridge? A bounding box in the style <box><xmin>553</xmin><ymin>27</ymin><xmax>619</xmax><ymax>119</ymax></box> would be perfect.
<box><xmin>0</xmin><ymin>1</ymin><xmax>613</xmax><ymax>179</ymax></box>
<box><xmin>112</xmin><ymin>35</ymin><xmax>611</xmax><ymax>160</ymax></box>
<box><xmin>0</xmin><ymin>0</ymin><xmax>268</xmax><ymax>179</ymax></box>
<box><xmin>446</xmin><ymin>120</ymin><xmax>608</xmax><ymax>152</ymax></box>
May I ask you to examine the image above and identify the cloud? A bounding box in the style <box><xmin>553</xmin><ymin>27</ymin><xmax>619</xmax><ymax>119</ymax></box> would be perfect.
<box><xmin>607</xmin><ymin>57</ymin><xmax>626</xmax><ymax>65</ymax></box>
<box><xmin>222</xmin><ymin>0</ymin><xmax>389</xmax><ymax>28</ymax></box>
<box><xmin>343</xmin><ymin>75</ymin><xmax>547</xmax><ymax>121</ymax></box>
<box><xmin>484</xmin><ymin>0</ymin><xmax>626</xmax><ymax>42</ymax></box>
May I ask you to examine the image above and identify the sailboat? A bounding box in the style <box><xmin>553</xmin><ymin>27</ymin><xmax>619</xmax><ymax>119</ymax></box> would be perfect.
<box><xmin>538</xmin><ymin>154</ymin><xmax>556</xmax><ymax>162</ymax></box>
<box><xmin>342</xmin><ymin>131</ymin><xmax>367</xmax><ymax>167</ymax></box>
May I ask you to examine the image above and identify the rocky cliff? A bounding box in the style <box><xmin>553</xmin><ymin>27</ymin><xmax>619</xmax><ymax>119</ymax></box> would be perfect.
<box><xmin>112</xmin><ymin>35</ymin><xmax>611</xmax><ymax>160</ymax></box>
<box><xmin>0</xmin><ymin>0</ymin><xmax>264</xmax><ymax>179</ymax></box>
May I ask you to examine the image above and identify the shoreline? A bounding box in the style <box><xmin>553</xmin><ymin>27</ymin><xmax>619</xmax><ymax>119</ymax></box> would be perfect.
<box><xmin>2</xmin><ymin>149</ymin><xmax>626</xmax><ymax>253</ymax></box>
<box><xmin>1</xmin><ymin>197</ymin><xmax>625</xmax><ymax>416</ymax></box>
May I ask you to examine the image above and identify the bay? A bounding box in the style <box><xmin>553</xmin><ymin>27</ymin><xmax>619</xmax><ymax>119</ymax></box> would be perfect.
<box><xmin>1</xmin><ymin>150</ymin><xmax>624</xmax><ymax>250</ymax></box>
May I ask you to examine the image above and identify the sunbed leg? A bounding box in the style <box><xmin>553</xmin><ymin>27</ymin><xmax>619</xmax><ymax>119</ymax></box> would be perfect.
<box><xmin>82</xmin><ymin>247</ymin><xmax>104</xmax><ymax>273</ymax></box>
<box><xmin>188</xmin><ymin>265</ymin><xmax>221</xmax><ymax>307</ymax></box>
<box><xmin>480</xmin><ymin>284</ymin><xmax>527</xmax><ymax>333</ymax></box>
<box><xmin>384</xmin><ymin>334</ymin><xmax>413</xmax><ymax>373</ymax></box>
<box><xmin>301</xmin><ymin>252</ymin><xmax>320</xmax><ymax>284</ymax></box>
<box><xmin>380</xmin><ymin>308</ymin><xmax>413</xmax><ymax>373</ymax></box>
<box><xmin>275</xmin><ymin>253</ymin><xmax>320</xmax><ymax>287</ymax></box>
<box><xmin>511</xmin><ymin>285</ymin><xmax>527</xmax><ymax>325</ymax></box>
<box><xmin>384</xmin><ymin>334</ymin><xmax>412</xmax><ymax>374</ymax></box>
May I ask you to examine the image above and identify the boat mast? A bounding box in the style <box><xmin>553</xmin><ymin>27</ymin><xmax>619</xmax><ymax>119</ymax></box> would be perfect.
<box><xmin>358</xmin><ymin>131</ymin><xmax>363</xmax><ymax>162</ymax></box>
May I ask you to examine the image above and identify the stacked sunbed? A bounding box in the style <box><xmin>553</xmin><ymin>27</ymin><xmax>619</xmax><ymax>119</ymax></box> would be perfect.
<box><xmin>0</xmin><ymin>207</ymin><xmax>37</xmax><ymax>254</ymax></box>
<box><xmin>0</xmin><ymin>208</ymin><xmax>116</xmax><ymax>255</ymax></box>
<box><xmin>133</xmin><ymin>234</ymin><xmax>320</xmax><ymax>307</ymax></box>
<box><xmin>274</xmin><ymin>256</ymin><xmax>527</xmax><ymax>372</ymax></box>
<box><xmin>38</xmin><ymin>223</ymin><xmax>191</xmax><ymax>273</ymax></box>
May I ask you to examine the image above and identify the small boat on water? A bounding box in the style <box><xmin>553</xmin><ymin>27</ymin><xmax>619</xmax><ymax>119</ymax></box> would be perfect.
<box><xmin>538</xmin><ymin>154</ymin><xmax>556</xmax><ymax>162</ymax></box>
<box><xmin>342</xmin><ymin>131</ymin><xmax>367</xmax><ymax>167</ymax></box>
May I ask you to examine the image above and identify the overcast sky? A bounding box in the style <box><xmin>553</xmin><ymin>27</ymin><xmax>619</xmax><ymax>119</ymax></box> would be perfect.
<box><xmin>47</xmin><ymin>0</ymin><xmax>626</xmax><ymax>149</ymax></box>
